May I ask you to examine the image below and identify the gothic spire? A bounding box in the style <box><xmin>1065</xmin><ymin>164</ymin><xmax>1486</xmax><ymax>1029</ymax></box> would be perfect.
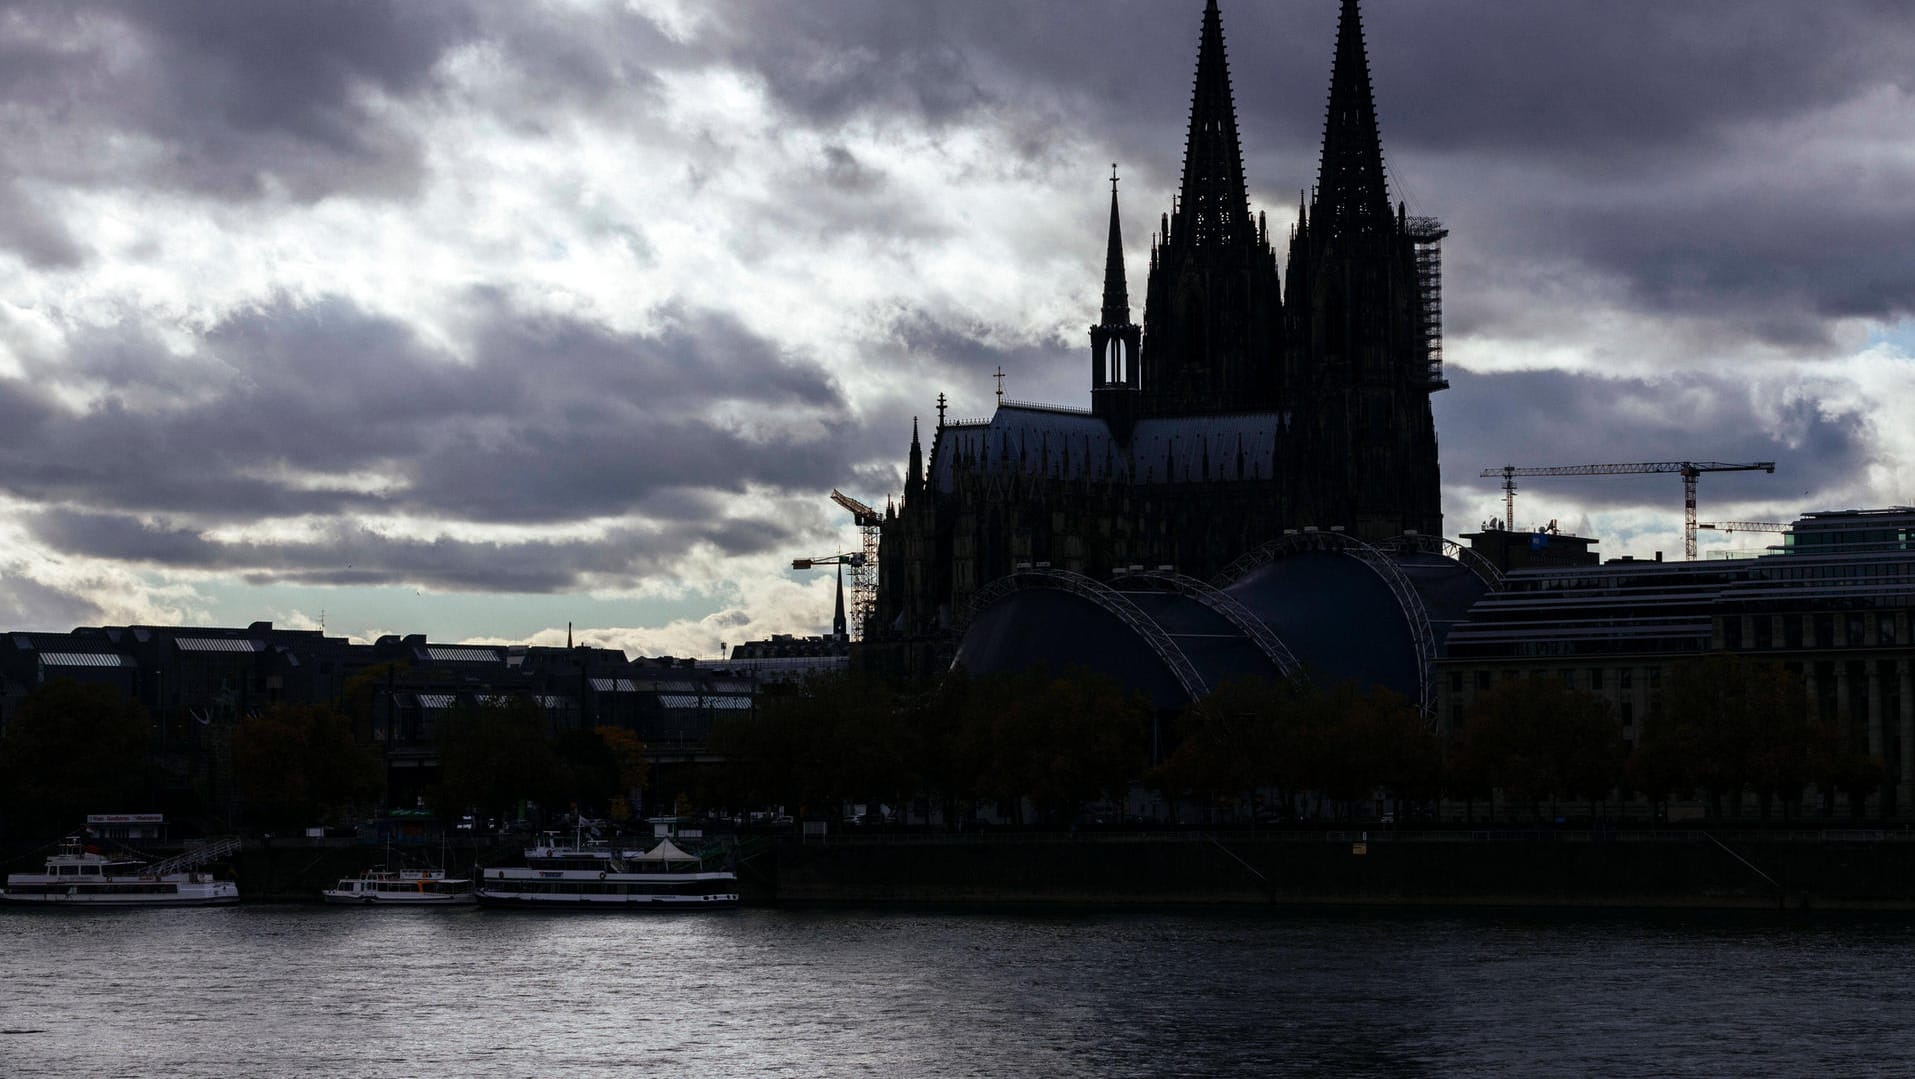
<box><xmin>1174</xmin><ymin>0</ymin><xmax>1251</xmax><ymax>252</ymax></box>
<box><xmin>1314</xmin><ymin>0</ymin><xmax>1392</xmax><ymax>237</ymax></box>
<box><xmin>907</xmin><ymin>415</ymin><xmax>923</xmax><ymax>494</ymax></box>
<box><xmin>1100</xmin><ymin>165</ymin><xmax>1130</xmax><ymax>326</ymax></box>
<box><xmin>832</xmin><ymin>561</ymin><xmax>847</xmax><ymax>641</ymax></box>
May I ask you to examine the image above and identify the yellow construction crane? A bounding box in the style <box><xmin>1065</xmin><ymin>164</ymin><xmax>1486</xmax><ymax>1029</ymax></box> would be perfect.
<box><xmin>829</xmin><ymin>490</ymin><xmax>881</xmax><ymax>640</ymax></box>
<box><xmin>1481</xmin><ymin>461</ymin><xmax>1776</xmax><ymax>561</ymax></box>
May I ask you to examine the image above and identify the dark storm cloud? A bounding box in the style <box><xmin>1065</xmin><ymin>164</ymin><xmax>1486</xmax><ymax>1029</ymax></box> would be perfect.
<box><xmin>0</xmin><ymin>180</ymin><xmax>83</xmax><ymax>267</ymax></box>
<box><xmin>883</xmin><ymin>308</ymin><xmax>1071</xmax><ymax>395</ymax></box>
<box><xmin>0</xmin><ymin>0</ymin><xmax>478</xmax><ymax>204</ymax></box>
<box><xmin>1437</xmin><ymin>368</ymin><xmax>1872</xmax><ymax>516</ymax></box>
<box><xmin>27</xmin><ymin>505</ymin><xmax>809</xmax><ymax>595</ymax></box>
<box><xmin>0</xmin><ymin>570</ymin><xmax>102</xmax><ymax>632</ymax></box>
<box><xmin>703</xmin><ymin>0</ymin><xmax>1915</xmax><ymax>345</ymax></box>
<box><xmin>0</xmin><ymin>293</ymin><xmax>852</xmax><ymax>585</ymax></box>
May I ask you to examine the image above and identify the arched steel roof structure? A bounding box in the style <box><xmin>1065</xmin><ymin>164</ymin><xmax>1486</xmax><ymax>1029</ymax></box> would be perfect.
<box><xmin>954</xmin><ymin>537</ymin><xmax>1489</xmax><ymax>716</ymax></box>
<box><xmin>963</xmin><ymin>568</ymin><xmax>1211</xmax><ymax>705</ymax></box>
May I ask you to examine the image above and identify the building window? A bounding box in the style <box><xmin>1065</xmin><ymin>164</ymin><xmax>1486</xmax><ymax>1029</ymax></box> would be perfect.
<box><xmin>1723</xmin><ymin>618</ymin><xmax>1743</xmax><ymax>650</ymax></box>
<box><xmin>1450</xmin><ymin>671</ymin><xmax>1463</xmax><ymax>693</ymax></box>
<box><xmin>1589</xmin><ymin>668</ymin><xmax>1605</xmax><ymax>691</ymax></box>
<box><xmin>1620</xmin><ymin>701</ymin><xmax>1634</xmax><ymax>727</ymax></box>
<box><xmin>1787</xmin><ymin>617</ymin><xmax>1805</xmax><ymax>650</ymax></box>
<box><xmin>1755</xmin><ymin>618</ymin><xmax>1773</xmax><ymax>649</ymax></box>
<box><xmin>1881</xmin><ymin>614</ymin><xmax>1898</xmax><ymax>647</ymax></box>
<box><xmin>1814</xmin><ymin>614</ymin><xmax>1833</xmax><ymax>649</ymax></box>
<box><xmin>1474</xmin><ymin>671</ymin><xmax>1491</xmax><ymax>691</ymax></box>
<box><xmin>1620</xmin><ymin>668</ymin><xmax>1634</xmax><ymax>691</ymax></box>
<box><xmin>1848</xmin><ymin>615</ymin><xmax>1867</xmax><ymax>647</ymax></box>
<box><xmin>1648</xmin><ymin>666</ymin><xmax>1661</xmax><ymax>689</ymax></box>
<box><xmin>1559</xmin><ymin>669</ymin><xmax>1575</xmax><ymax>687</ymax></box>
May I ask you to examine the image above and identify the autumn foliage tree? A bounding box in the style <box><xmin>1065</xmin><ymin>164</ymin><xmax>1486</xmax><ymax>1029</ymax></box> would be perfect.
<box><xmin>434</xmin><ymin>696</ymin><xmax>566</xmax><ymax>824</ymax></box>
<box><xmin>234</xmin><ymin>703</ymin><xmax>382</xmax><ymax>831</ymax></box>
<box><xmin>1455</xmin><ymin>676</ymin><xmax>1625</xmax><ymax>821</ymax></box>
<box><xmin>1648</xmin><ymin>655</ymin><xmax>1832</xmax><ymax>820</ymax></box>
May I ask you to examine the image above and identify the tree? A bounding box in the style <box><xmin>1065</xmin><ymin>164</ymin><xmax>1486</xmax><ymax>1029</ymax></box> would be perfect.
<box><xmin>1458</xmin><ymin>677</ymin><xmax>1623</xmax><ymax>821</ymax></box>
<box><xmin>595</xmin><ymin>726</ymin><xmax>649</xmax><ymax>822</ymax></box>
<box><xmin>1658</xmin><ymin>655</ymin><xmax>1820</xmax><ymax>820</ymax></box>
<box><xmin>963</xmin><ymin>668</ymin><xmax>1148</xmax><ymax>826</ymax></box>
<box><xmin>434</xmin><ymin>696</ymin><xmax>565</xmax><ymax>824</ymax></box>
<box><xmin>233</xmin><ymin>703</ymin><xmax>382</xmax><ymax>831</ymax></box>
<box><xmin>1156</xmin><ymin>677</ymin><xmax>1295</xmax><ymax>820</ymax></box>
<box><xmin>0</xmin><ymin>680</ymin><xmax>154</xmax><ymax>839</ymax></box>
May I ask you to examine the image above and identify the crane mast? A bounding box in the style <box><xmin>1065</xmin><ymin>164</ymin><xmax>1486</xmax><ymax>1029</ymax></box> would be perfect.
<box><xmin>829</xmin><ymin>489</ymin><xmax>881</xmax><ymax>640</ymax></box>
<box><xmin>1481</xmin><ymin>461</ymin><xmax>1776</xmax><ymax>560</ymax></box>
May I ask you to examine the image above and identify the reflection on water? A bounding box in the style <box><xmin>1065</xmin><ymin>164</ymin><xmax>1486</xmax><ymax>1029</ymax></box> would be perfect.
<box><xmin>2</xmin><ymin>906</ymin><xmax>1912</xmax><ymax>1078</ymax></box>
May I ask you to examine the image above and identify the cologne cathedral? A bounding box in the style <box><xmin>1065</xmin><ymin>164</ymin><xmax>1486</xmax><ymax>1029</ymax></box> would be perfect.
<box><xmin>872</xmin><ymin>0</ymin><xmax>1452</xmax><ymax>682</ymax></box>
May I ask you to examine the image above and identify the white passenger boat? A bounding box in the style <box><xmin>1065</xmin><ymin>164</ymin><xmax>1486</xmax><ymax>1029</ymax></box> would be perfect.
<box><xmin>1</xmin><ymin>835</ymin><xmax>240</xmax><ymax>907</ymax></box>
<box><xmin>322</xmin><ymin>867</ymin><xmax>475</xmax><ymax>905</ymax></box>
<box><xmin>476</xmin><ymin>835</ymin><xmax>738</xmax><ymax>910</ymax></box>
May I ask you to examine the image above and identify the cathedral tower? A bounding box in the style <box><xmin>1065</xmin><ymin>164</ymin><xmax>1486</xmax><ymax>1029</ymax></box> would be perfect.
<box><xmin>1137</xmin><ymin>0</ymin><xmax>1283</xmax><ymax>420</ymax></box>
<box><xmin>1286</xmin><ymin>0</ymin><xmax>1445</xmax><ymax>538</ymax></box>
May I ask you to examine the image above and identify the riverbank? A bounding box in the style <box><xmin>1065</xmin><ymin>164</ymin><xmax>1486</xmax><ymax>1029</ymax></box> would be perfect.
<box><xmin>747</xmin><ymin>828</ymin><xmax>1915</xmax><ymax>911</ymax></box>
<box><xmin>11</xmin><ymin>828</ymin><xmax>1915</xmax><ymax>909</ymax></box>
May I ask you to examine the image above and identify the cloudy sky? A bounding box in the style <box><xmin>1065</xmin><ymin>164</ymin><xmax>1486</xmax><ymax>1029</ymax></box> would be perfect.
<box><xmin>2</xmin><ymin>0</ymin><xmax>1912</xmax><ymax>655</ymax></box>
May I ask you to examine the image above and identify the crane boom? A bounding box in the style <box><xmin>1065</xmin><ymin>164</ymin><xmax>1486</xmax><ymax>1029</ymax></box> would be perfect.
<box><xmin>830</xmin><ymin>489</ymin><xmax>880</xmax><ymax>526</ymax></box>
<box><xmin>1479</xmin><ymin>460</ymin><xmax>1775</xmax><ymax>560</ymax></box>
<box><xmin>828</xmin><ymin>489</ymin><xmax>881</xmax><ymax>639</ymax></box>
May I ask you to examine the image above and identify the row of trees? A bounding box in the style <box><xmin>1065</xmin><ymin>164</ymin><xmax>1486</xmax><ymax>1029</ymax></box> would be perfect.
<box><xmin>0</xmin><ymin>678</ymin><xmax>651</xmax><ymax>840</ymax></box>
<box><xmin>709</xmin><ymin>668</ymin><xmax>1149</xmax><ymax>826</ymax></box>
<box><xmin>2</xmin><ymin>652</ymin><xmax>1892</xmax><ymax>839</ymax></box>
<box><xmin>710</xmin><ymin>656</ymin><xmax>1891</xmax><ymax>826</ymax></box>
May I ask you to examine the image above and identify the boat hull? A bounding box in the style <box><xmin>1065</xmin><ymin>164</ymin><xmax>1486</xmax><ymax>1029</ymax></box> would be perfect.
<box><xmin>0</xmin><ymin>884</ymin><xmax>239</xmax><ymax>908</ymax></box>
<box><xmin>321</xmin><ymin>891</ymin><xmax>475</xmax><ymax>906</ymax></box>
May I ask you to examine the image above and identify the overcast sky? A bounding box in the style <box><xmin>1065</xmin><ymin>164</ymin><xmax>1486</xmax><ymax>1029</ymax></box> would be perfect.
<box><xmin>2</xmin><ymin>0</ymin><xmax>1912</xmax><ymax>655</ymax></box>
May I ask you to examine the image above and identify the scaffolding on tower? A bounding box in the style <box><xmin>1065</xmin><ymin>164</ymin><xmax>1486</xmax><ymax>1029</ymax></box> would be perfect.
<box><xmin>1405</xmin><ymin>216</ymin><xmax>1448</xmax><ymax>390</ymax></box>
<box><xmin>830</xmin><ymin>489</ymin><xmax>881</xmax><ymax>641</ymax></box>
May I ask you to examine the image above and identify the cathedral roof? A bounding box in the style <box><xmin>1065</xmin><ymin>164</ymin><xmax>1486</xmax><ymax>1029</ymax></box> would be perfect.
<box><xmin>929</xmin><ymin>404</ymin><xmax>1282</xmax><ymax>494</ymax></box>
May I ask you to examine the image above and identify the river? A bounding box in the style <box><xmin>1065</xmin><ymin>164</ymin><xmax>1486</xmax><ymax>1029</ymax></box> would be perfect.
<box><xmin>2</xmin><ymin>906</ymin><xmax>1911</xmax><ymax>1077</ymax></box>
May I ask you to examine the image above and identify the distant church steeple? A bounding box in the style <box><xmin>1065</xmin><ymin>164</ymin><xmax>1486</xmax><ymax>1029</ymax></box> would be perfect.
<box><xmin>1091</xmin><ymin>167</ymin><xmax>1142</xmax><ymax>435</ymax></box>
<box><xmin>905</xmin><ymin>416</ymin><xmax>924</xmax><ymax>505</ymax></box>
<box><xmin>1137</xmin><ymin>0</ymin><xmax>1282</xmax><ymax>420</ymax></box>
<box><xmin>832</xmin><ymin>561</ymin><xmax>847</xmax><ymax>641</ymax></box>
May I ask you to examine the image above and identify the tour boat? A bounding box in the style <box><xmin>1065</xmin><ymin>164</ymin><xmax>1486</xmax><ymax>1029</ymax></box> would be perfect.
<box><xmin>1</xmin><ymin>835</ymin><xmax>240</xmax><ymax>907</ymax></box>
<box><xmin>322</xmin><ymin>866</ymin><xmax>476</xmax><ymax>906</ymax></box>
<box><xmin>475</xmin><ymin>834</ymin><xmax>738</xmax><ymax>910</ymax></box>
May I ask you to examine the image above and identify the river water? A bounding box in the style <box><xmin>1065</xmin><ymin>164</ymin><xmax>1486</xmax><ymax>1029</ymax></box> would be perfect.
<box><xmin>3</xmin><ymin>905</ymin><xmax>1912</xmax><ymax>1077</ymax></box>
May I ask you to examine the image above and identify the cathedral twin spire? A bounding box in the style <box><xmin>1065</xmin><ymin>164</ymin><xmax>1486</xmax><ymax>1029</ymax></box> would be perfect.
<box><xmin>1312</xmin><ymin>0</ymin><xmax>1394</xmax><ymax>240</ymax></box>
<box><xmin>1173</xmin><ymin>0</ymin><xmax>1254</xmax><ymax>254</ymax></box>
<box><xmin>1092</xmin><ymin>0</ymin><xmax>1400</xmax><ymax>427</ymax></box>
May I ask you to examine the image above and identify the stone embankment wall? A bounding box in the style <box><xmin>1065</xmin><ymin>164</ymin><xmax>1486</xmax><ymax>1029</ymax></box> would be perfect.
<box><xmin>751</xmin><ymin>830</ymin><xmax>1915</xmax><ymax>911</ymax></box>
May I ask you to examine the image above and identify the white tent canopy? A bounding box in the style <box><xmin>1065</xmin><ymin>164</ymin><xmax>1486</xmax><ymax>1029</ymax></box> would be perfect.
<box><xmin>628</xmin><ymin>839</ymin><xmax>699</xmax><ymax>862</ymax></box>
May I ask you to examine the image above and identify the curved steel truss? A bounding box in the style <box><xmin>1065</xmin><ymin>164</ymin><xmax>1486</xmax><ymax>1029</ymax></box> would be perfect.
<box><xmin>1213</xmin><ymin>531</ymin><xmax>1439</xmax><ymax>717</ymax></box>
<box><xmin>1111</xmin><ymin>569</ymin><xmax>1303</xmax><ymax>681</ymax></box>
<box><xmin>1374</xmin><ymin>533</ymin><xmax>1507</xmax><ymax>592</ymax></box>
<box><xmin>965</xmin><ymin>567</ymin><xmax>1209</xmax><ymax>703</ymax></box>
